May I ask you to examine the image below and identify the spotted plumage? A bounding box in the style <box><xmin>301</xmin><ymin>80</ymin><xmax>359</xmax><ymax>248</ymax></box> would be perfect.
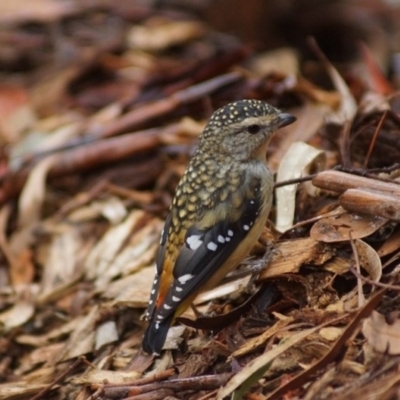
<box><xmin>142</xmin><ymin>99</ymin><xmax>296</xmax><ymax>355</ymax></box>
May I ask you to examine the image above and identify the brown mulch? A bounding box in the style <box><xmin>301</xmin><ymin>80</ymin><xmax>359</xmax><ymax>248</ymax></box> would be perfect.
<box><xmin>1</xmin><ymin>1</ymin><xmax>400</xmax><ymax>399</ymax></box>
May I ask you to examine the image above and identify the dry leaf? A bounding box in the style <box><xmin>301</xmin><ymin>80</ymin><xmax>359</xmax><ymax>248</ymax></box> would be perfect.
<box><xmin>94</xmin><ymin>196</ymin><xmax>128</xmax><ymax>224</ymax></box>
<box><xmin>324</xmin><ymin>53</ymin><xmax>357</xmax><ymax>124</ymax></box>
<box><xmin>217</xmin><ymin>325</ymin><xmax>323</xmax><ymax>400</ymax></box>
<box><xmin>362</xmin><ymin>310</ymin><xmax>400</xmax><ymax>355</ymax></box>
<box><xmin>39</xmin><ymin>224</ymin><xmax>84</xmax><ymax>300</ymax></box>
<box><xmin>0</xmin><ymin>382</ymin><xmax>50</xmax><ymax>400</ymax></box>
<box><xmin>230</xmin><ymin>317</ymin><xmax>294</xmax><ymax>359</ymax></box>
<box><xmin>10</xmin><ymin>120</ymin><xmax>82</xmax><ymax>171</ymax></box>
<box><xmin>84</xmin><ymin>210</ymin><xmax>146</xmax><ymax>282</ymax></box>
<box><xmin>353</xmin><ymin>239</ymin><xmax>382</xmax><ymax>282</ymax></box>
<box><xmin>95</xmin><ymin>320</ymin><xmax>119</xmax><ymax>350</ymax></box>
<box><xmin>195</xmin><ymin>276</ymin><xmax>250</xmax><ymax>305</ymax></box>
<box><xmin>310</xmin><ymin>210</ymin><xmax>388</xmax><ymax>242</ymax></box>
<box><xmin>0</xmin><ymin>84</ymin><xmax>36</xmax><ymax>143</ymax></box>
<box><xmin>127</xmin><ymin>19</ymin><xmax>206</xmax><ymax>51</ymax></box>
<box><xmin>0</xmin><ymin>0</ymin><xmax>77</xmax><ymax>24</ymax></box>
<box><xmin>319</xmin><ymin>327</ymin><xmax>343</xmax><ymax>342</ymax></box>
<box><xmin>251</xmin><ymin>47</ymin><xmax>299</xmax><ymax>76</ymax></box>
<box><xmin>10</xmin><ymin>155</ymin><xmax>56</xmax><ymax>254</ymax></box>
<box><xmin>56</xmin><ymin>306</ymin><xmax>99</xmax><ymax>362</ymax></box>
<box><xmin>0</xmin><ymin>285</ymin><xmax>38</xmax><ymax>330</ymax></box>
<box><xmin>377</xmin><ymin>229</ymin><xmax>400</xmax><ymax>257</ymax></box>
<box><xmin>276</xmin><ymin>142</ymin><xmax>326</xmax><ymax>232</ymax></box>
<box><xmin>145</xmin><ymin>351</ymin><xmax>174</xmax><ymax>378</ymax></box>
<box><xmin>295</xmin><ymin>77</ymin><xmax>341</xmax><ymax>108</ymax></box>
<box><xmin>16</xmin><ymin>317</ymin><xmax>80</xmax><ymax>347</ymax></box>
<box><xmin>71</xmin><ymin>369</ymin><xmax>141</xmax><ymax>385</ymax></box>
<box><xmin>103</xmin><ymin>269</ymin><xmax>154</xmax><ymax>309</ymax></box>
<box><xmin>93</xmin><ymin>217</ymin><xmax>161</xmax><ymax>289</ymax></box>
<box><xmin>164</xmin><ymin>326</ymin><xmax>186</xmax><ymax>351</ymax></box>
<box><xmin>19</xmin><ymin>343</ymin><xmax>63</xmax><ymax>374</ymax></box>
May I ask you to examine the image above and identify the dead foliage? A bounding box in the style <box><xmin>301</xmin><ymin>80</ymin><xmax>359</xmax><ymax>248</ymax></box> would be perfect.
<box><xmin>1</xmin><ymin>1</ymin><xmax>400</xmax><ymax>399</ymax></box>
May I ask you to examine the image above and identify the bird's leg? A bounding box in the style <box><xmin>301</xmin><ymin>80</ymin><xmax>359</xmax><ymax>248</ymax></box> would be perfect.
<box><xmin>223</xmin><ymin>241</ymin><xmax>278</xmax><ymax>284</ymax></box>
<box><xmin>218</xmin><ymin>243</ymin><xmax>278</xmax><ymax>294</ymax></box>
<box><xmin>248</xmin><ymin>242</ymin><xmax>277</xmax><ymax>273</ymax></box>
<box><xmin>245</xmin><ymin>242</ymin><xmax>279</xmax><ymax>292</ymax></box>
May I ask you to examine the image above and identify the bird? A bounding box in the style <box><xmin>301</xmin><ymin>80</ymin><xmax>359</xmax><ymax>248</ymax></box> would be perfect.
<box><xmin>142</xmin><ymin>99</ymin><xmax>296</xmax><ymax>355</ymax></box>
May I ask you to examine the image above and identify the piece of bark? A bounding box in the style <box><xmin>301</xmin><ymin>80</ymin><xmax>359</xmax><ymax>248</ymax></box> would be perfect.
<box><xmin>312</xmin><ymin>170</ymin><xmax>400</xmax><ymax>196</ymax></box>
<box><xmin>97</xmin><ymin>72</ymin><xmax>242</xmax><ymax>139</ymax></box>
<box><xmin>0</xmin><ymin>129</ymin><xmax>161</xmax><ymax>204</ymax></box>
<box><xmin>340</xmin><ymin>188</ymin><xmax>400</xmax><ymax>222</ymax></box>
<box><xmin>259</xmin><ymin>237</ymin><xmax>334</xmax><ymax>280</ymax></box>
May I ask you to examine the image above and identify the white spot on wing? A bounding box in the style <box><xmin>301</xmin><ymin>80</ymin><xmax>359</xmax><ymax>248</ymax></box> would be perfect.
<box><xmin>217</xmin><ymin>235</ymin><xmax>225</xmax><ymax>243</ymax></box>
<box><xmin>151</xmin><ymin>289</ymin><xmax>156</xmax><ymax>294</ymax></box>
<box><xmin>207</xmin><ymin>242</ymin><xmax>218</xmax><ymax>251</ymax></box>
<box><xmin>178</xmin><ymin>274</ymin><xmax>194</xmax><ymax>284</ymax></box>
<box><xmin>243</xmin><ymin>225</ymin><xmax>249</xmax><ymax>231</ymax></box>
<box><xmin>225</xmin><ymin>237</ymin><xmax>231</xmax><ymax>242</ymax></box>
<box><xmin>250</xmin><ymin>200</ymin><xmax>255</xmax><ymax>204</ymax></box>
<box><xmin>228</xmin><ymin>230</ymin><xmax>234</xmax><ymax>237</ymax></box>
<box><xmin>186</xmin><ymin>234</ymin><xmax>203</xmax><ymax>250</ymax></box>
<box><xmin>164</xmin><ymin>303</ymin><xmax>172</xmax><ymax>310</ymax></box>
<box><xmin>172</xmin><ymin>296</ymin><xmax>181</xmax><ymax>302</ymax></box>
<box><xmin>155</xmin><ymin>322</ymin><xmax>160</xmax><ymax>330</ymax></box>
<box><xmin>175</xmin><ymin>286</ymin><xmax>183</xmax><ymax>292</ymax></box>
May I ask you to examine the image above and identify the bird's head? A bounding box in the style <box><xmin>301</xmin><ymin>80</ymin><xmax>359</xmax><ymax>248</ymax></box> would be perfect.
<box><xmin>200</xmin><ymin>100</ymin><xmax>296</xmax><ymax>161</ymax></box>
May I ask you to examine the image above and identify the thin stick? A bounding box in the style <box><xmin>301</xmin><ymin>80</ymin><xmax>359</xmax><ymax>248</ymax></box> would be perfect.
<box><xmin>363</xmin><ymin>110</ymin><xmax>387</xmax><ymax>169</ymax></box>
<box><xmin>349</xmin><ymin>266</ymin><xmax>400</xmax><ymax>291</ymax></box>
<box><xmin>274</xmin><ymin>174</ymin><xmax>315</xmax><ymax>189</ymax></box>
<box><xmin>348</xmin><ymin>232</ymin><xmax>365</xmax><ymax>307</ymax></box>
<box><xmin>30</xmin><ymin>357</ymin><xmax>83</xmax><ymax>400</ymax></box>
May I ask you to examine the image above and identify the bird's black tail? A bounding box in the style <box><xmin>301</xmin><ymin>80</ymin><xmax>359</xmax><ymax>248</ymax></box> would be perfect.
<box><xmin>142</xmin><ymin>314</ymin><xmax>174</xmax><ymax>355</ymax></box>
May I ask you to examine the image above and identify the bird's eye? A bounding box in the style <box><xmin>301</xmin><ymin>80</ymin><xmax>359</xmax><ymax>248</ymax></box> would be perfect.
<box><xmin>247</xmin><ymin>124</ymin><xmax>261</xmax><ymax>134</ymax></box>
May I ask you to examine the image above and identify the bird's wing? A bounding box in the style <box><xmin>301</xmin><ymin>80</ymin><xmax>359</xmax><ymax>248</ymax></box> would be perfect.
<box><xmin>151</xmin><ymin>190</ymin><xmax>262</xmax><ymax>322</ymax></box>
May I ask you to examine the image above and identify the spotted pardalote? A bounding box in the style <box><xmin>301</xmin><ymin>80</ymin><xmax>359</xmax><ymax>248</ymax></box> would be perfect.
<box><xmin>142</xmin><ymin>99</ymin><xmax>296</xmax><ymax>355</ymax></box>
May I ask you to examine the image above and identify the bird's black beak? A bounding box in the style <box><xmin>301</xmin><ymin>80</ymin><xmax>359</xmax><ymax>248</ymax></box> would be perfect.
<box><xmin>277</xmin><ymin>113</ymin><xmax>296</xmax><ymax>128</ymax></box>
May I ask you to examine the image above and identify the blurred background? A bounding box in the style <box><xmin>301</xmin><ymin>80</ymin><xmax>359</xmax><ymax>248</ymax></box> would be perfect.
<box><xmin>1</xmin><ymin>0</ymin><xmax>399</xmax><ymax>84</ymax></box>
